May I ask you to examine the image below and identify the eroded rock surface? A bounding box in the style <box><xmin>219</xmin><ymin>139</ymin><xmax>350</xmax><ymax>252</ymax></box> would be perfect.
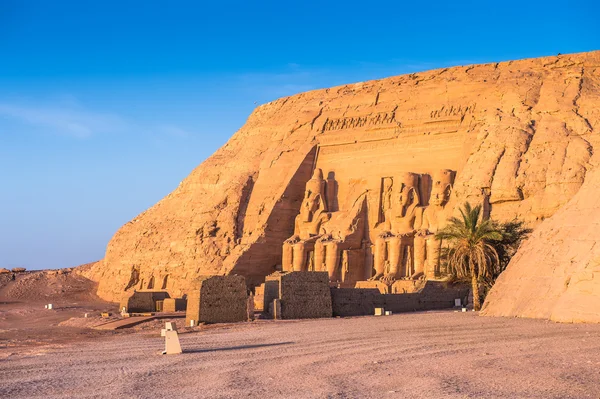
<box><xmin>481</xmin><ymin>152</ymin><xmax>600</xmax><ymax>322</ymax></box>
<box><xmin>90</xmin><ymin>51</ymin><xmax>600</xmax><ymax>317</ymax></box>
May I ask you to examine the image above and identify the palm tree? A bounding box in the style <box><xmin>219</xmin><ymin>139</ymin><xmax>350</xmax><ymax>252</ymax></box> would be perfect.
<box><xmin>435</xmin><ymin>202</ymin><xmax>503</xmax><ymax>311</ymax></box>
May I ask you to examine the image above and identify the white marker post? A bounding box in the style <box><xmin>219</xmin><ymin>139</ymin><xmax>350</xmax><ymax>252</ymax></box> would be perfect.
<box><xmin>161</xmin><ymin>322</ymin><xmax>182</xmax><ymax>355</ymax></box>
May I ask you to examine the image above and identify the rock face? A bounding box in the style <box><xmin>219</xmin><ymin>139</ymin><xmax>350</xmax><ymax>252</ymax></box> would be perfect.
<box><xmin>481</xmin><ymin>155</ymin><xmax>600</xmax><ymax>322</ymax></box>
<box><xmin>91</xmin><ymin>51</ymin><xmax>600</xmax><ymax>322</ymax></box>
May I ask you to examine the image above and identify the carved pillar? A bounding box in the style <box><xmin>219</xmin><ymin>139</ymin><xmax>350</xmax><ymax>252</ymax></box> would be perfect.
<box><xmin>413</xmin><ymin>235</ymin><xmax>426</xmax><ymax>277</ymax></box>
<box><xmin>282</xmin><ymin>243</ymin><xmax>293</xmax><ymax>272</ymax></box>
<box><xmin>425</xmin><ymin>236</ymin><xmax>441</xmax><ymax>279</ymax></box>
<box><xmin>341</xmin><ymin>250</ymin><xmax>349</xmax><ymax>282</ymax></box>
<box><xmin>292</xmin><ymin>243</ymin><xmax>307</xmax><ymax>272</ymax></box>
<box><xmin>314</xmin><ymin>241</ymin><xmax>326</xmax><ymax>272</ymax></box>
<box><xmin>326</xmin><ymin>173</ymin><xmax>337</xmax><ymax>212</ymax></box>
<box><xmin>404</xmin><ymin>243</ymin><xmax>414</xmax><ymax>277</ymax></box>
<box><xmin>325</xmin><ymin>242</ymin><xmax>340</xmax><ymax>281</ymax></box>
<box><xmin>387</xmin><ymin>236</ymin><xmax>402</xmax><ymax>278</ymax></box>
<box><xmin>374</xmin><ymin>237</ymin><xmax>386</xmax><ymax>277</ymax></box>
<box><xmin>364</xmin><ymin>244</ymin><xmax>374</xmax><ymax>280</ymax></box>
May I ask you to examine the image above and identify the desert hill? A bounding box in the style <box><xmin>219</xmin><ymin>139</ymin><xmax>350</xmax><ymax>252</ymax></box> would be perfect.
<box><xmin>87</xmin><ymin>51</ymin><xmax>600</xmax><ymax>322</ymax></box>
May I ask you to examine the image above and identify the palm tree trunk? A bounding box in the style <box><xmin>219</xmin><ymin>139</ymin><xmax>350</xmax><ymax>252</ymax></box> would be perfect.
<box><xmin>471</xmin><ymin>274</ymin><xmax>481</xmax><ymax>311</ymax></box>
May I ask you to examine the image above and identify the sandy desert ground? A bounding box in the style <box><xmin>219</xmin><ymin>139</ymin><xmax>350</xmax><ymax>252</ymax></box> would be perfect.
<box><xmin>1</xmin><ymin>309</ymin><xmax>600</xmax><ymax>399</ymax></box>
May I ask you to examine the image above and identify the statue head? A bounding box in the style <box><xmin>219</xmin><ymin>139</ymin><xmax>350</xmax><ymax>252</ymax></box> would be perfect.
<box><xmin>430</xmin><ymin>169</ymin><xmax>454</xmax><ymax>206</ymax></box>
<box><xmin>397</xmin><ymin>172</ymin><xmax>420</xmax><ymax>208</ymax></box>
<box><xmin>305</xmin><ymin>168</ymin><xmax>325</xmax><ymax>199</ymax></box>
<box><xmin>299</xmin><ymin>191</ymin><xmax>325</xmax><ymax>222</ymax></box>
<box><xmin>312</xmin><ymin>168</ymin><xmax>324</xmax><ymax>180</ymax></box>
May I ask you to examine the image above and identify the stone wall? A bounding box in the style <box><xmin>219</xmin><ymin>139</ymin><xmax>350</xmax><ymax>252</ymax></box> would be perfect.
<box><xmin>264</xmin><ymin>271</ymin><xmax>332</xmax><ymax>319</ymax></box>
<box><xmin>331</xmin><ymin>282</ymin><xmax>468</xmax><ymax>317</ymax></box>
<box><xmin>120</xmin><ymin>291</ymin><xmax>170</xmax><ymax>313</ymax></box>
<box><xmin>185</xmin><ymin>275</ymin><xmax>248</xmax><ymax>324</ymax></box>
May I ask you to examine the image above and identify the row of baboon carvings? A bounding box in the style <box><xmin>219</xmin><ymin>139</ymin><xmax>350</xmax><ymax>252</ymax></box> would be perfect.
<box><xmin>320</xmin><ymin>103</ymin><xmax>476</xmax><ymax>133</ymax></box>
<box><xmin>282</xmin><ymin>168</ymin><xmax>455</xmax><ymax>285</ymax></box>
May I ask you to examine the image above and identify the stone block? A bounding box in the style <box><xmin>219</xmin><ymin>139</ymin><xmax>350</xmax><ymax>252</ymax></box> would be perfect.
<box><xmin>265</xmin><ymin>271</ymin><xmax>332</xmax><ymax>319</ymax></box>
<box><xmin>185</xmin><ymin>275</ymin><xmax>248</xmax><ymax>324</ymax></box>
<box><xmin>163</xmin><ymin>297</ymin><xmax>187</xmax><ymax>312</ymax></box>
<box><xmin>391</xmin><ymin>279</ymin><xmax>424</xmax><ymax>294</ymax></box>
<box><xmin>271</xmin><ymin>299</ymin><xmax>282</xmax><ymax>320</ymax></box>
<box><xmin>253</xmin><ymin>283</ymin><xmax>265</xmax><ymax>312</ymax></box>
<box><xmin>355</xmin><ymin>280</ymin><xmax>389</xmax><ymax>294</ymax></box>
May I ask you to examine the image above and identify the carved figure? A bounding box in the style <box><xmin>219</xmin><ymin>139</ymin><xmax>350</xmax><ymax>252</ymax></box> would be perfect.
<box><xmin>371</xmin><ymin>173</ymin><xmax>421</xmax><ymax>283</ymax></box>
<box><xmin>282</xmin><ymin>169</ymin><xmax>330</xmax><ymax>272</ymax></box>
<box><xmin>313</xmin><ymin>194</ymin><xmax>367</xmax><ymax>281</ymax></box>
<box><xmin>414</xmin><ymin>169</ymin><xmax>454</xmax><ymax>279</ymax></box>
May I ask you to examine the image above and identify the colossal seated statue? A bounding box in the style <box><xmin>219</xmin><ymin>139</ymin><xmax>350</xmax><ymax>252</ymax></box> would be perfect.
<box><xmin>282</xmin><ymin>168</ymin><xmax>368</xmax><ymax>284</ymax></box>
<box><xmin>414</xmin><ymin>169</ymin><xmax>455</xmax><ymax>279</ymax></box>
<box><xmin>371</xmin><ymin>172</ymin><xmax>421</xmax><ymax>284</ymax></box>
<box><xmin>314</xmin><ymin>193</ymin><xmax>367</xmax><ymax>282</ymax></box>
<box><xmin>282</xmin><ymin>168</ymin><xmax>330</xmax><ymax>272</ymax></box>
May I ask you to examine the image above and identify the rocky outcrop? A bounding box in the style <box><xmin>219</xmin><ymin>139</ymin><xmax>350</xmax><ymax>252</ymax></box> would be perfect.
<box><xmin>481</xmin><ymin>152</ymin><xmax>600</xmax><ymax>323</ymax></box>
<box><xmin>93</xmin><ymin>51</ymin><xmax>600</xmax><ymax>315</ymax></box>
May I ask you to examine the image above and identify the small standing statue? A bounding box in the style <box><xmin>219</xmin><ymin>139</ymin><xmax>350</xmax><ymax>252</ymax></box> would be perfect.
<box><xmin>414</xmin><ymin>169</ymin><xmax>455</xmax><ymax>279</ymax></box>
<box><xmin>371</xmin><ymin>172</ymin><xmax>421</xmax><ymax>284</ymax></box>
<box><xmin>282</xmin><ymin>169</ymin><xmax>330</xmax><ymax>272</ymax></box>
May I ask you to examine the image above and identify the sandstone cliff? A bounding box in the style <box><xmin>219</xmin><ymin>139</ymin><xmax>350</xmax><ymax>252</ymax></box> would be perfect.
<box><xmin>481</xmin><ymin>152</ymin><xmax>600</xmax><ymax>322</ymax></box>
<box><xmin>90</xmin><ymin>51</ymin><xmax>600</xmax><ymax>313</ymax></box>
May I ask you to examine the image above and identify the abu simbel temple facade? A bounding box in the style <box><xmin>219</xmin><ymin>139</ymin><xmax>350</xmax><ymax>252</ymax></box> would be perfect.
<box><xmin>81</xmin><ymin>51</ymin><xmax>600</xmax><ymax>322</ymax></box>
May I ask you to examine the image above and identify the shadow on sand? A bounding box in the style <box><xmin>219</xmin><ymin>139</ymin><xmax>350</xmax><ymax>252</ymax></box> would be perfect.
<box><xmin>184</xmin><ymin>341</ymin><xmax>294</xmax><ymax>354</ymax></box>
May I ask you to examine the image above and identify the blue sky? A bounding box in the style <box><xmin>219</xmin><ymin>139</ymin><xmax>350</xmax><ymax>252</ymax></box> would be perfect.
<box><xmin>0</xmin><ymin>1</ymin><xmax>598</xmax><ymax>270</ymax></box>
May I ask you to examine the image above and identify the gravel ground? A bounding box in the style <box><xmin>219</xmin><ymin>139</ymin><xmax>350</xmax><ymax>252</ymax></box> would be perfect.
<box><xmin>1</xmin><ymin>311</ymin><xmax>599</xmax><ymax>399</ymax></box>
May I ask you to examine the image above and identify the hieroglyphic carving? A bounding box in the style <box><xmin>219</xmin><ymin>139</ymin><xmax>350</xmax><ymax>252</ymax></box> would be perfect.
<box><xmin>317</xmin><ymin>129</ymin><xmax>398</xmax><ymax>146</ymax></box>
<box><xmin>318</xmin><ymin>117</ymin><xmax>467</xmax><ymax>149</ymax></box>
<box><xmin>318</xmin><ymin>132</ymin><xmax>460</xmax><ymax>156</ymax></box>
<box><xmin>430</xmin><ymin>103</ymin><xmax>477</xmax><ymax>119</ymax></box>
<box><xmin>379</xmin><ymin>177</ymin><xmax>393</xmax><ymax>224</ymax></box>
<box><xmin>396</xmin><ymin>119</ymin><xmax>463</xmax><ymax>135</ymax></box>
<box><xmin>321</xmin><ymin>111</ymin><xmax>398</xmax><ymax>132</ymax></box>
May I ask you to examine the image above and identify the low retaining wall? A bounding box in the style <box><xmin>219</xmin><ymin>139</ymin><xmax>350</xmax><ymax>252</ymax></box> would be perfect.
<box><xmin>331</xmin><ymin>281</ymin><xmax>469</xmax><ymax>317</ymax></box>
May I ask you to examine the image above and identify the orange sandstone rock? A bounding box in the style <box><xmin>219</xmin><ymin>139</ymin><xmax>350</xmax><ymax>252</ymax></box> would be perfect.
<box><xmin>90</xmin><ymin>50</ymin><xmax>600</xmax><ymax>325</ymax></box>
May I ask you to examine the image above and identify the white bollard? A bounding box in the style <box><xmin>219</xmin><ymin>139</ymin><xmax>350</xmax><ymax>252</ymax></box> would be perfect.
<box><xmin>161</xmin><ymin>322</ymin><xmax>178</xmax><ymax>337</ymax></box>
<box><xmin>162</xmin><ymin>330</ymin><xmax>182</xmax><ymax>355</ymax></box>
